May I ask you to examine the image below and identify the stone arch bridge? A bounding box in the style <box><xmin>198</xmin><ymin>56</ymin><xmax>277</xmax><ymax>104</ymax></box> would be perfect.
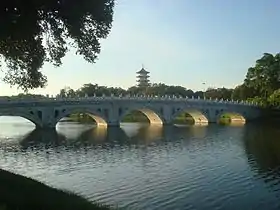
<box><xmin>0</xmin><ymin>96</ymin><xmax>262</xmax><ymax>129</ymax></box>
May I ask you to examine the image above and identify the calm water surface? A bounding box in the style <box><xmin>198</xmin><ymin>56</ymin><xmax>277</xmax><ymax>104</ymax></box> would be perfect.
<box><xmin>1</xmin><ymin>117</ymin><xmax>280</xmax><ymax>210</ymax></box>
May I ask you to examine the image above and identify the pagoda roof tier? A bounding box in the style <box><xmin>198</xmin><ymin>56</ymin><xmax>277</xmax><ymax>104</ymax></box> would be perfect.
<box><xmin>136</xmin><ymin>68</ymin><xmax>150</xmax><ymax>74</ymax></box>
<box><xmin>136</xmin><ymin>75</ymin><xmax>150</xmax><ymax>78</ymax></box>
<box><xmin>137</xmin><ymin>79</ymin><xmax>150</xmax><ymax>82</ymax></box>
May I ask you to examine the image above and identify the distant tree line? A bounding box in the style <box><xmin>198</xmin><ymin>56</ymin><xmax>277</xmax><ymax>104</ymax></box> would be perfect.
<box><xmin>2</xmin><ymin>53</ymin><xmax>280</xmax><ymax>109</ymax></box>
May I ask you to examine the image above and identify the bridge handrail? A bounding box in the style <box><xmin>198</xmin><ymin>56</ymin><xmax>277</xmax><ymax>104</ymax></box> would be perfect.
<box><xmin>0</xmin><ymin>95</ymin><xmax>260</xmax><ymax>107</ymax></box>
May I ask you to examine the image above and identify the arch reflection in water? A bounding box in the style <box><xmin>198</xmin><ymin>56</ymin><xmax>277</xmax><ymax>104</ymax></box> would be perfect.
<box><xmin>162</xmin><ymin>125</ymin><xmax>209</xmax><ymax>141</ymax></box>
<box><xmin>129</xmin><ymin>125</ymin><xmax>164</xmax><ymax>144</ymax></box>
<box><xmin>74</xmin><ymin>127</ymin><xmax>108</xmax><ymax>144</ymax></box>
<box><xmin>188</xmin><ymin>125</ymin><xmax>208</xmax><ymax>138</ymax></box>
<box><xmin>19</xmin><ymin>129</ymin><xmax>67</xmax><ymax>149</ymax></box>
<box><xmin>22</xmin><ymin>125</ymin><xmax>210</xmax><ymax>149</ymax></box>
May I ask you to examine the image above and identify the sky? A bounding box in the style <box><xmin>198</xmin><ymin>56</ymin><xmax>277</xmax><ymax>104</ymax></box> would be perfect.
<box><xmin>1</xmin><ymin>0</ymin><xmax>280</xmax><ymax>96</ymax></box>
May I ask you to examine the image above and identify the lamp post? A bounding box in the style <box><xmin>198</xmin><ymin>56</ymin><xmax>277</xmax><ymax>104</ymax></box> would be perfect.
<box><xmin>202</xmin><ymin>82</ymin><xmax>206</xmax><ymax>99</ymax></box>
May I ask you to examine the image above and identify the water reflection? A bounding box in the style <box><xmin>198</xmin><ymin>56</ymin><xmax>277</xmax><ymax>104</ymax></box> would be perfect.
<box><xmin>243</xmin><ymin>124</ymin><xmax>280</xmax><ymax>185</ymax></box>
<box><xmin>0</xmin><ymin>124</ymin><xmax>213</xmax><ymax>151</ymax></box>
<box><xmin>77</xmin><ymin>126</ymin><xmax>108</xmax><ymax>143</ymax></box>
<box><xmin>19</xmin><ymin>129</ymin><xmax>67</xmax><ymax>149</ymax></box>
<box><xmin>136</xmin><ymin>125</ymin><xmax>163</xmax><ymax>143</ymax></box>
<box><xmin>2</xmin><ymin>122</ymin><xmax>280</xmax><ymax>209</ymax></box>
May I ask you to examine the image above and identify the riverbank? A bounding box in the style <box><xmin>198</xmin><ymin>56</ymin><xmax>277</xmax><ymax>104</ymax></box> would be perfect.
<box><xmin>0</xmin><ymin>169</ymin><xmax>112</xmax><ymax>210</ymax></box>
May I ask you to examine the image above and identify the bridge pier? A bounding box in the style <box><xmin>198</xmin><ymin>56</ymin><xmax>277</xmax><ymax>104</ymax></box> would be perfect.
<box><xmin>107</xmin><ymin>121</ymin><xmax>120</xmax><ymax>127</ymax></box>
<box><xmin>36</xmin><ymin>123</ymin><xmax>56</xmax><ymax>130</ymax></box>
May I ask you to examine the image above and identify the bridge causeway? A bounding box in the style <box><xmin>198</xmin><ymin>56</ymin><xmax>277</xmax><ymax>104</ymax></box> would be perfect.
<box><xmin>0</xmin><ymin>96</ymin><xmax>261</xmax><ymax>129</ymax></box>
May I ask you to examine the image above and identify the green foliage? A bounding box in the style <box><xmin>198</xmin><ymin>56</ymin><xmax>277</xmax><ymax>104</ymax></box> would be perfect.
<box><xmin>0</xmin><ymin>0</ymin><xmax>115</xmax><ymax>91</ymax></box>
<box><xmin>268</xmin><ymin>89</ymin><xmax>280</xmax><ymax>108</ymax></box>
<box><xmin>244</xmin><ymin>53</ymin><xmax>280</xmax><ymax>98</ymax></box>
<box><xmin>231</xmin><ymin>84</ymin><xmax>256</xmax><ymax>101</ymax></box>
<box><xmin>205</xmin><ymin>87</ymin><xmax>233</xmax><ymax>100</ymax></box>
<box><xmin>57</xmin><ymin>83</ymin><xmax>204</xmax><ymax>99</ymax></box>
<box><xmin>246</xmin><ymin>97</ymin><xmax>267</xmax><ymax>107</ymax></box>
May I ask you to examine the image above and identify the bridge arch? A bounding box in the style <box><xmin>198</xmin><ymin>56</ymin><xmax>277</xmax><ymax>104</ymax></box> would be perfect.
<box><xmin>172</xmin><ymin>109</ymin><xmax>209</xmax><ymax>125</ymax></box>
<box><xmin>119</xmin><ymin>107</ymin><xmax>164</xmax><ymax>125</ymax></box>
<box><xmin>56</xmin><ymin>108</ymin><xmax>108</xmax><ymax>127</ymax></box>
<box><xmin>216</xmin><ymin>110</ymin><xmax>246</xmax><ymax>125</ymax></box>
<box><xmin>0</xmin><ymin>111</ymin><xmax>42</xmax><ymax>128</ymax></box>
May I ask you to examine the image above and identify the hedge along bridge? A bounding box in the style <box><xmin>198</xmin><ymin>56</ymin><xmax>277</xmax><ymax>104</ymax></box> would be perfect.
<box><xmin>0</xmin><ymin>96</ymin><xmax>262</xmax><ymax>129</ymax></box>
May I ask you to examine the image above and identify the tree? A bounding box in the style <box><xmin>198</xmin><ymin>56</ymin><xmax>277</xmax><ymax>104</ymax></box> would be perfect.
<box><xmin>58</xmin><ymin>86</ymin><xmax>76</xmax><ymax>98</ymax></box>
<box><xmin>205</xmin><ymin>87</ymin><xmax>233</xmax><ymax>100</ymax></box>
<box><xmin>58</xmin><ymin>88</ymin><xmax>67</xmax><ymax>98</ymax></box>
<box><xmin>231</xmin><ymin>84</ymin><xmax>256</xmax><ymax>101</ymax></box>
<box><xmin>77</xmin><ymin>83</ymin><xmax>99</xmax><ymax>97</ymax></box>
<box><xmin>244</xmin><ymin>53</ymin><xmax>280</xmax><ymax>98</ymax></box>
<box><xmin>268</xmin><ymin>89</ymin><xmax>280</xmax><ymax>108</ymax></box>
<box><xmin>0</xmin><ymin>0</ymin><xmax>115</xmax><ymax>91</ymax></box>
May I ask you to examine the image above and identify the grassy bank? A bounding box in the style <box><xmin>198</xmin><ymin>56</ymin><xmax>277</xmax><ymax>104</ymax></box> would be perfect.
<box><xmin>0</xmin><ymin>169</ymin><xmax>112</xmax><ymax>210</ymax></box>
<box><xmin>173</xmin><ymin>116</ymin><xmax>194</xmax><ymax>124</ymax></box>
<box><xmin>218</xmin><ymin>113</ymin><xmax>245</xmax><ymax>125</ymax></box>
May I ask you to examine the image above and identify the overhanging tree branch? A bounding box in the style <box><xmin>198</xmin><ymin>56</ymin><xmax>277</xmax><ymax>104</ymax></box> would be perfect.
<box><xmin>0</xmin><ymin>0</ymin><xmax>115</xmax><ymax>91</ymax></box>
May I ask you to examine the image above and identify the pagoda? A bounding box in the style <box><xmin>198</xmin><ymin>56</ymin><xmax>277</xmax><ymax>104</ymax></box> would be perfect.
<box><xmin>136</xmin><ymin>66</ymin><xmax>150</xmax><ymax>87</ymax></box>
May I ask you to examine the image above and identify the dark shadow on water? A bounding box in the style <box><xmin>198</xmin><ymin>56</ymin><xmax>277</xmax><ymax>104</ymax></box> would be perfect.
<box><xmin>19</xmin><ymin>129</ymin><xmax>68</xmax><ymax>149</ymax></box>
<box><xmin>243</xmin><ymin>123</ymin><xmax>280</xmax><ymax>194</ymax></box>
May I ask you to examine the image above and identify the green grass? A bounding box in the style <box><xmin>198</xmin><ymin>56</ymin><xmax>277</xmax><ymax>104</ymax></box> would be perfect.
<box><xmin>173</xmin><ymin>116</ymin><xmax>194</xmax><ymax>124</ymax></box>
<box><xmin>218</xmin><ymin>113</ymin><xmax>245</xmax><ymax>125</ymax></box>
<box><xmin>0</xmin><ymin>169</ymin><xmax>113</xmax><ymax>210</ymax></box>
<box><xmin>172</xmin><ymin>112</ymin><xmax>195</xmax><ymax>124</ymax></box>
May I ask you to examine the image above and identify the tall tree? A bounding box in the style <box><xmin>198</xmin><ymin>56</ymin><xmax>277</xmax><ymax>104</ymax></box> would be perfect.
<box><xmin>231</xmin><ymin>84</ymin><xmax>256</xmax><ymax>101</ymax></box>
<box><xmin>244</xmin><ymin>53</ymin><xmax>280</xmax><ymax>97</ymax></box>
<box><xmin>0</xmin><ymin>0</ymin><xmax>115</xmax><ymax>90</ymax></box>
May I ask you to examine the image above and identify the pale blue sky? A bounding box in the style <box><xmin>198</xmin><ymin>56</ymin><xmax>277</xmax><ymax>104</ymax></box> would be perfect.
<box><xmin>1</xmin><ymin>0</ymin><xmax>280</xmax><ymax>96</ymax></box>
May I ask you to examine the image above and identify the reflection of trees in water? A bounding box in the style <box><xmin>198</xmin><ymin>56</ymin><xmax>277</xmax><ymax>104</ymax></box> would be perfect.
<box><xmin>243</xmin><ymin>124</ymin><xmax>280</xmax><ymax>191</ymax></box>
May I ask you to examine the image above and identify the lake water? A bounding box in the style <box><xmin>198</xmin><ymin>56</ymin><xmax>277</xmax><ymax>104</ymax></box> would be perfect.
<box><xmin>1</xmin><ymin>117</ymin><xmax>280</xmax><ymax>210</ymax></box>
